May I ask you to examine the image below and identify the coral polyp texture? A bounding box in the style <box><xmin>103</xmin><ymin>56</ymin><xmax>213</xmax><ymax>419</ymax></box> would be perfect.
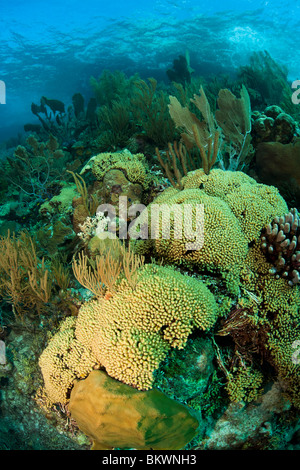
<box><xmin>38</xmin><ymin>264</ymin><xmax>218</xmax><ymax>405</ymax></box>
<box><xmin>260</xmin><ymin>207</ymin><xmax>300</xmax><ymax>286</ymax></box>
<box><xmin>131</xmin><ymin>169</ymin><xmax>288</xmax><ymax>281</ymax></box>
<box><xmin>38</xmin><ymin>317</ymin><xmax>98</xmax><ymax>405</ymax></box>
<box><xmin>80</xmin><ymin>149</ymin><xmax>153</xmax><ymax>190</ymax></box>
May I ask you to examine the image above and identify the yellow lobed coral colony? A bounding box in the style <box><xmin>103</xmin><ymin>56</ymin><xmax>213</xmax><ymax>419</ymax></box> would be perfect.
<box><xmin>80</xmin><ymin>149</ymin><xmax>153</xmax><ymax>190</ymax></box>
<box><xmin>241</xmin><ymin>242</ymin><xmax>300</xmax><ymax>407</ymax></box>
<box><xmin>132</xmin><ymin>169</ymin><xmax>288</xmax><ymax>273</ymax></box>
<box><xmin>39</xmin><ymin>264</ymin><xmax>218</xmax><ymax>405</ymax></box>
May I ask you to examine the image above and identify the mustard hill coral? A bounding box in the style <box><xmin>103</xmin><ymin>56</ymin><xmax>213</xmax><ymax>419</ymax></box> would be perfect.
<box><xmin>182</xmin><ymin>169</ymin><xmax>288</xmax><ymax>242</ymax></box>
<box><xmin>38</xmin><ymin>264</ymin><xmax>218</xmax><ymax>406</ymax></box>
<box><xmin>80</xmin><ymin>149</ymin><xmax>153</xmax><ymax>190</ymax></box>
<box><xmin>38</xmin><ymin>317</ymin><xmax>98</xmax><ymax>405</ymax></box>
<box><xmin>240</xmin><ymin>242</ymin><xmax>300</xmax><ymax>408</ymax></box>
<box><xmin>131</xmin><ymin>169</ymin><xmax>287</xmax><ymax>279</ymax></box>
<box><xmin>76</xmin><ymin>264</ymin><xmax>218</xmax><ymax>390</ymax></box>
<box><xmin>131</xmin><ymin>185</ymin><xmax>248</xmax><ymax>279</ymax></box>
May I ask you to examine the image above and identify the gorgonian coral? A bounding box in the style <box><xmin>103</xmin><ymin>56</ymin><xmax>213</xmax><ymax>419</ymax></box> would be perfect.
<box><xmin>260</xmin><ymin>207</ymin><xmax>300</xmax><ymax>286</ymax></box>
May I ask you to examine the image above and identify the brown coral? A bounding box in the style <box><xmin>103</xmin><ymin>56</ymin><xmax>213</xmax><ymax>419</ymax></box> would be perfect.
<box><xmin>260</xmin><ymin>207</ymin><xmax>300</xmax><ymax>286</ymax></box>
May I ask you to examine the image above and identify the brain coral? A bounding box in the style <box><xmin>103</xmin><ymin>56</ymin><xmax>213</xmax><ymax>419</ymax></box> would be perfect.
<box><xmin>131</xmin><ymin>169</ymin><xmax>288</xmax><ymax>276</ymax></box>
<box><xmin>38</xmin><ymin>264</ymin><xmax>218</xmax><ymax>405</ymax></box>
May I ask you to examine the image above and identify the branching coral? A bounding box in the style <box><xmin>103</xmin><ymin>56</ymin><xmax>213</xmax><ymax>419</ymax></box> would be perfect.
<box><xmin>225</xmin><ymin>364</ymin><xmax>264</xmax><ymax>403</ymax></box>
<box><xmin>38</xmin><ymin>317</ymin><xmax>98</xmax><ymax>405</ymax></box>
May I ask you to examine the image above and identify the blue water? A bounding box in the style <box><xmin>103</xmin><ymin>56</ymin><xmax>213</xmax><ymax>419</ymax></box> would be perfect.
<box><xmin>0</xmin><ymin>0</ymin><xmax>299</xmax><ymax>141</ymax></box>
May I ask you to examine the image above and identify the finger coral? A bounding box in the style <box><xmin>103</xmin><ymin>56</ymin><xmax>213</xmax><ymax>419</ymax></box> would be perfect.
<box><xmin>260</xmin><ymin>207</ymin><xmax>300</xmax><ymax>286</ymax></box>
<box><xmin>38</xmin><ymin>317</ymin><xmax>98</xmax><ymax>405</ymax></box>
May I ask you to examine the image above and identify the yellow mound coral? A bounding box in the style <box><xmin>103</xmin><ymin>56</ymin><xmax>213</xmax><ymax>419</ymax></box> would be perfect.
<box><xmin>131</xmin><ymin>169</ymin><xmax>288</xmax><ymax>275</ymax></box>
<box><xmin>76</xmin><ymin>264</ymin><xmax>218</xmax><ymax>390</ymax></box>
<box><xmin>181</xmin><ymin>168</ymin><xmax>254</xmax><ymax>195</ymax></box>
<box><xmin>131</xmin><ymin>184</ymin><xmax>248</xmax><ymax>278</ymax></box>
<box><xmin>38</xmin><ymin>264</ymin><xmax>218</xmax><ymax>405</ymax></box>
<box><xmin>38</xmin><ymin>317</ymin><xmax>98</xmax><ymax>405</ymax></box>
<box><xmin>80</xmin><ymin>149</ymin><xmax>153</xmax><ymax>190</ymax></box>
<box><xmin>224</xmin><ymin>184</ymin><xmax>288</xmax><ymax>242</ymax></box>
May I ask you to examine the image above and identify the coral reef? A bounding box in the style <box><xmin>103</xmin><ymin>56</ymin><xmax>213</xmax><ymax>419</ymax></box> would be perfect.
<box><xmin>252</xmin><ymin>105</ymin><xmax>297</xmax><ymax>146</ymax></box>
<box><xmin>37</xmin><ymin>317</ymin><xmax>98</xmax><ymax>406</ymax></box>
<box><xmin>81</xmin><ymin>149</ymin><xmax>153</xmax><ymax>190</ymax></box>
<box><xmin>1</xmin><ymin>54</ymin><xmax>300</xmax><ymax>451</ymax></box>
<box><xmin>239</xmin><ymin>242</ymin><xmax>300</xmax><ymax>409</ymax></box>
<box><xmin>201</xmin><ymin>381</ymin><xmax>296</xmax><ymax>450</ymax></box>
